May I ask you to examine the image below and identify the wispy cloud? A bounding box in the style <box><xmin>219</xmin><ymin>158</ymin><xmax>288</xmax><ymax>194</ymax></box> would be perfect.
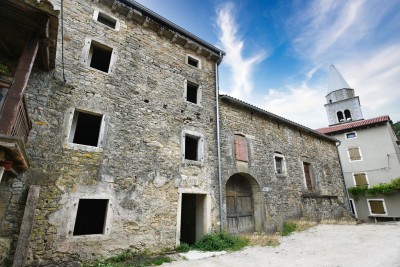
<box><xmin>263</xmin><ymin>0</ymin><xmax>400</xmax><ymax>127</ymax></box>
<box><xmin>216</xmin><ymin>3</ymin><xmax>267</xmax><ymax>99</ymax></box>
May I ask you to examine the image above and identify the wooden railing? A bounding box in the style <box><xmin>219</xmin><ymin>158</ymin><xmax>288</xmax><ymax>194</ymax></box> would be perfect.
<box><xmin>9</xmin><ymin>95</ymin><xmax>32</xmax><ymax>143</ymax></box>
<box><xmin>0</xmin><ymin>94</ymin><xmax>32</xmax><ymax>144</ymax></box>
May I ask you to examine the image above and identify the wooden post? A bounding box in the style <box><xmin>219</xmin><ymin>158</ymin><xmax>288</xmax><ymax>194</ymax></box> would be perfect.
<box><xmin>0</xmin><ymin>37</ymin><xmax>39</xmax><ymax>135</ymax></box>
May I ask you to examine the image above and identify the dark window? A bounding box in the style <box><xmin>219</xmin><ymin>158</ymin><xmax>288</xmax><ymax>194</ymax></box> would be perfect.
<box><xmin>275</xmin><ymin>157</ymin><xmax>283</xmax><ymax>174</ymax></box>
<box><xmin>185</xmin><ymin>135</ymin><xmax>199</xmax><ymax>160</ymax></box>
<box><xmin>337</xmin><ymin>111</ymin><xmax>344</xmax><ymax>122</ymax></box>
<box><xmin>73</xmin><ymin>199</ymin><xmax>108</xmax><ymax>236</ymax></box>
<box><xmin>70</xmin><ymin>111</ymin><xmax>103</xmax><ymax>147</ymax></box>
<box><xmin>97</xmin><ymin>12</ymin><xmax>116</xmax><ymax>29</ymax></box>
<box><xmin>303</xmin><ymin>162</ymin><xmax>313</xmax><ymax>192</ymax></box>
<box><xmin>89</xmin><ymin>42</ymin><xmax>112</xmax><ymax>73</ymax></box>
<box><xmin>344</xmin><ymin>109</ymin><xmax>352</xmax><ymax>120</ymax></box>
<box><xmin>346</xmin><ymin>132</ymin><xmax>357</xmax><ymax>139</ymax></box>
<box><xmin>187</xmin><ymin>56</ymin><xmax>199</xmax><ymax>68</ymax></box>
<box><xmin>186</xmin><ymin>82</ymin><xmax>199</xmax><ymax>104</ymax></box>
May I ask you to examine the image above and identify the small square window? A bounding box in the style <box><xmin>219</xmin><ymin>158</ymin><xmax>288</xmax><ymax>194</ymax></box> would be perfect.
<box><xmin>187</xmin><ymin>55</ymin><xmax>201</xmax><ymax>68</ymax></box>
<box><xmin>69</xmin><ymin>110</ymin><xmax>103</xmax><ymax>147</ymax></box>
<box><xmin>97</xmin><ymin>12</ymin><xmax>117</xmax><ymax>29</ymax></box>
<box><xmin>182</xmin><ymin>131</ymin><xmax>204</xmax><ymax>163</ymax></box>
<box><xmin>73</xmin><ymin>199</ymin><xmax>109</xmax><ymax>236</ymax></box>
<box><xmin>186</xmin><ymin>82</ymin><xmax>199</xmax><ymax>104</ymax></box>
<box><xmin>89</xmin><ymin>41</ymin><xmax>113</xmax><ymax>73</ymax></box>
<box><xmin>368</xmin><ymin>199</ymin><xmax>387</xmax><ymax>215</ymax></box>
<box><xmin>346</xmin><ymin>132</ymin><xmax>357</xmax><ymax>139</ymax></box>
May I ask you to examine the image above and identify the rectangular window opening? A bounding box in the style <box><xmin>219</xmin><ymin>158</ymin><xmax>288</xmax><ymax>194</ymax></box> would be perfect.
<box><xmin>89</xmin><ymin>42</ymin><xmax>112</xmax><ymax>73</ymax></box>
<box><xmin>368</xmin><ymin>200</ymin><xmax>386</xmax><ymax>215</ymax></box>
<box><xmin>275</xmin><ymin>157</ymin><xmax>283</xmax><ymax>174</ymax></box>
<box><xmin>73</xmin><ymin>199</ymin><xmax>108</xmax><ymax>236</ymax></box>
<box><xmin>348</xmin><ymin>147</ymin><xmax>361</xmax><ymax>161</ymax></box>
<box><xmin>185</xmin><ymin>135</ymin><xmax>199</xmax><ymax>160</ymax></box>
<box><xmin>354</xmin><ymin>173</ymin><xmax>368</xmax><ymax>187</ymax></box>
<box><xmin>346</xmin><ymin>132</ymin><xmax>357</xmax><ymax>139</ymax></box>
<box><xmin>303</xmin><ymin>162</ymin><xmax>313</xmax><ymax>192</ymax></box>
<box><xmin>186</xmin><ymin>82</ymin><xmax>199</xmax><ymax>104</ymax></box>
<box><xmin>69</xmin><ymin>110</ymin><xmax>103</xmax><ymax>147</ymax></box>
<box><xmin>187</xmin><ymin>56</ymin><xmax>199</xmax><ymax>68</ymax></box>
<box><xmin>97</xmin><ymin>12</ymin><xmax>117</xmax><ymax>29</ymax></box>
<box><xmin>234</xmin><ymin>136</ymin><xmax>249</xmax><ymax>162</ymax></box>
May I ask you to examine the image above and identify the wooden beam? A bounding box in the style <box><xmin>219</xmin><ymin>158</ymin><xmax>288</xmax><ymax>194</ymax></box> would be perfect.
<box><xmin>0</xmin><ymin>36</ymin><xmax>39</xmax><ymax>135</ymax></box>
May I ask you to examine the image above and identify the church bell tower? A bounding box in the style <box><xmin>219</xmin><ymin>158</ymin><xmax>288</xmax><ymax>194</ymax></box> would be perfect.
<box><xmin>324</xmin><ymin>65</ymin><xmax>364</xmax><ymax>126</ymax></box>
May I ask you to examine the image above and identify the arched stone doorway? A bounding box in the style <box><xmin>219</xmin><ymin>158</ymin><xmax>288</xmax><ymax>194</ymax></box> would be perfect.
<box><xmin>226</xmin><ymin>173</ymin><xmax>259</xmax><ymax>234</ymax></box>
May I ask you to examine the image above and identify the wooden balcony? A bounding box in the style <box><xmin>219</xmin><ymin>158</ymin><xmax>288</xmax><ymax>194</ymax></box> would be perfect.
<box><xmin>0</xmin><ymin>0</ymin><xmax>59</xmax><ymax>175</ymax></box>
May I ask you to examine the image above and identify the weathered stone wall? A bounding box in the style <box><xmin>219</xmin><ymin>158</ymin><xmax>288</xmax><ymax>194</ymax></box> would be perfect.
<box><xmin>18</xmin><ymin>0</ymin><xmax>219</xmax><ymax>265</ymax></box>
<box><xmin>219</xmin><ymin>99</ymin><xmax>348</xmax><ymax>232</ymax></box>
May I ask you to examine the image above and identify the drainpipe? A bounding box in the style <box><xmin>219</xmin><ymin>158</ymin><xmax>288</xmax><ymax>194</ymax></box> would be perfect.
<box><xmin>215</xmin><ymin>53</ymin><xmax>223</xmax><ymax>232</ymax></box>
<box><xmin>336</xmin><ymin>141</ymin><xmax>352</xmax><ymax>211</ymax></box>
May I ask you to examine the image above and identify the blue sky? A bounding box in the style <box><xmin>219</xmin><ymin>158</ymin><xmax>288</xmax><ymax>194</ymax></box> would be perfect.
<box><xmin>136</xmin><ymin>0</ymin><xmax>400</xmax><ymax>129</ymax></box>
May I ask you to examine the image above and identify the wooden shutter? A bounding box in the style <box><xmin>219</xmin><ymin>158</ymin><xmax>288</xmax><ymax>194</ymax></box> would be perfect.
<box><xmin>348</xmin><ymin>147</ymin><xmax>361</xmax><ymax>160</ymax></box>
<box><xmin>354</xmin><ymin>173</ymin><xmax>368</xmax><ymax>187</ymax></box>
<box><xmin>234</xmin><ymin>137</ymin><xmax>248</xmax><ymax>162</ymax></box>
<box><xmin>369</xmin><ymin>201</ymin><xmax>385</xmax><ymax>214</ymax></box>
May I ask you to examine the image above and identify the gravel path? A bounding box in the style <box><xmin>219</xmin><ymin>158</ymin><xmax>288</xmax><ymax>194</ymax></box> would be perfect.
<box><xmin>162</xmin><ymin>223</ymin><xmax>400</xmax><ymax>267</ymax></box>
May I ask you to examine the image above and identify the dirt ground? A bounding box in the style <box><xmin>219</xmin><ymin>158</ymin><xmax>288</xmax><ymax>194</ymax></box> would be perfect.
<box><xmin>162</xmin><ymin>223</ymin><xmax>400</xmax><ymax>267</ymax></box>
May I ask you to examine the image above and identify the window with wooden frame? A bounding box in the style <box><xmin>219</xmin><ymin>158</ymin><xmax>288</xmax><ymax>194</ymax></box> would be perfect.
<box><xmin>303</xmin><ymin>162</ymin><xmax>313</xmax><ymax>192</ymax></box>
<box><xmin>353</xmin><ymin>173</ymin><xmax>368</xmax><ymax>187</ymax></box>
<box><xmin>367</xmin><ymin>199</ymin><xmax>387</xmax><ymax>215</ymax></box>
<box><xmin>274</xmin><ymin>152</ymin><xmax>286</xmax><ymax>175</ymax></box>
<box><xmin>348</xmin><ymin>147</ymin><xmax>362</xmax><ymax>161</ymax></box>
<box><xmin>234</xmin><ymin>134</ymin><xmax>248</xmax><ymax>162</ymax></box>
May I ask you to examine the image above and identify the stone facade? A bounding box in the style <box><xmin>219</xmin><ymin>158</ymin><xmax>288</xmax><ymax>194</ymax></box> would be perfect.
<box><xmin>0</xmin><ymin>0</ymin><xmax>349</xmax><ymax>266</ymax></box>
<box><xmin>219</xmin><ymin>96</ymin><xmax>348</xmax><ymax>232</ymax></box>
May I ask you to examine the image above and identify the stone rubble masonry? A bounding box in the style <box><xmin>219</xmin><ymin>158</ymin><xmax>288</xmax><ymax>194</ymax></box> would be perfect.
<box><xmin>21</xmin><ymin>0</ymin><xmax>219</xmax><ymax>265</ymax></box>
<box><xmin>219</xmin><ymin>99</ymin><xmax>349</xmax><ymax>231</ymax></box>
<box><xmin>0</xmin><ymin>0</ymin><xmax>349</xmax><ymax>266</ymax></box>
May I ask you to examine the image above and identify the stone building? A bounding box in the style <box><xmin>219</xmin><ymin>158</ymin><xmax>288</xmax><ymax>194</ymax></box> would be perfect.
<box><xmin>219</xmin><ymin>96</ymin><xmax>348</xmax><ymax>233</ymax></box>
<box><xmin>318</xmin><ymin>65</ymin><xmax>400</xmax><ymax>223</ymax></box>
<box><xmin>0</xmin><ymin>0</ymin><xmax>349</xmax><ymax>266</ymax></box>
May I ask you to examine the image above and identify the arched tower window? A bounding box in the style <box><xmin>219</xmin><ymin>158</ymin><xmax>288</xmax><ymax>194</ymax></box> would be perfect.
<box><xmin>337</xmin><ymin>111</ymin><xmax>344</xmax><ymax>122</ymax></box>
<box><xmin>344</xmin><ymin>109</ymin><xmax>352</xmax><ymax>121</ymax></box>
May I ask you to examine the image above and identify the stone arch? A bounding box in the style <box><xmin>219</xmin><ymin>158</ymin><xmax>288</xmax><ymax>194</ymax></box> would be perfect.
<box><xmin>344</xmin><ymin>109</ymin><xmax>352</xmax><ymax>120</ymax></box>
<box><xmin>225</xmin><ymin>173</ymin><xmax>265</xmax><ymax>233</ymax></box>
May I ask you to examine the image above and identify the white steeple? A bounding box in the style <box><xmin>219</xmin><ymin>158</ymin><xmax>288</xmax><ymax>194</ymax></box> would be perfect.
<box><xmin>324</xmin><ymin>65</ymin><xmax>363</xmax><ymax>126</ymax></box>
<box><xmin>328</xmin><ymin>65</ymin><xmax>351</xmax><ymax>94</ymax></box>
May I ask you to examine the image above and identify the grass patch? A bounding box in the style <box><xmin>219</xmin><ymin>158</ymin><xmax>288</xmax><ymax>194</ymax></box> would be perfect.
<box><xmin>192</xmin><ymin>232</ymin><xmax>249</xmax><ymax>251</ymax></box>
<box><xmin>175</xmin><ymin>243</ymin><xmax>191</xmax><ymax>253</ymax></box>
<box><xmin>81</xmin><ymin>250</ymin><xmax>171</xmax><ymax>267</ymax></box>
<box><xmin>245</xmin><ymin>233</ymin><xmax>280</xmax><ymax>247</ymax></box>
<box><xmin>281</xmin><ymin>222</ymin><xmax>297</xmax><ymax>236</ymax></box>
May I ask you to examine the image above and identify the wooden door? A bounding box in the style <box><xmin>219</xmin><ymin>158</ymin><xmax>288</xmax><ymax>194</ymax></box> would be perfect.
<box><xmin>226</xmin><ymin>175</ymin><xmax>255</xmax><ymax>233</ymax></box>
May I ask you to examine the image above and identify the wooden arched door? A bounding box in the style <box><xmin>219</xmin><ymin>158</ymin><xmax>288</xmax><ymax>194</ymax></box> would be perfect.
<box><xmin>226</xmin><ymin>174</ymin><xmax>255</xmax><ymax>233</ymax></box>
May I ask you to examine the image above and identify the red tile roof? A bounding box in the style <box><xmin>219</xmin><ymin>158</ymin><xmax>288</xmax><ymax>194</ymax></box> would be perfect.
<box><xmin>316</xmin><ymin>115</ymin><xmax>391</xmax><ymax>134</ymax></box>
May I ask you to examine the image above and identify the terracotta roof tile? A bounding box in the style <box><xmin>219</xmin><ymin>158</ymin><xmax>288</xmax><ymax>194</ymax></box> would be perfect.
<box><xmin>316</xmin><ymin>115</ymin><xmax>390</xmax><ymax>134</ymax></box>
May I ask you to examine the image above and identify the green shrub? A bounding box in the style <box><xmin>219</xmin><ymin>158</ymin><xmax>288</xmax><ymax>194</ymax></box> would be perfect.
<box><xmin>193</xmin><ymin>232</ymin><xmax>249</xmax><ymax>251</ymax></box>
<box><xmin>0</xmin><ymin>63</ymin><xmax>9</xmax><ymax>75</ymax></box>
<box><xmin>281</xmin><ymin>222</ymin><xmax>297</xmax><ymax>236</ymax></box>
<box><xmin>176</xmin><ymin>243</ymin><xmax>191</xmax><ymax>252</ymax></box>
<box><xmin>348</xmin><ymin>177</ymin><xmax>400</xmax><ymax>198</ymax></box>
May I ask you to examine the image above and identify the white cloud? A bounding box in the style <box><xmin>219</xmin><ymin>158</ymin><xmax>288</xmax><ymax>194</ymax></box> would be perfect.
<box><xmin>261</xmin><ymin>0</ymin><xmax>400</xmax><ymax>128</ymax></box>
<box><xmin>216</xmin><ymin>3</ymin><xmax>267</xmax><ymax>100</ymax></box>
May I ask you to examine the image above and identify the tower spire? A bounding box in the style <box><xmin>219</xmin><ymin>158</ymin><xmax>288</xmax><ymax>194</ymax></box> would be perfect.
<box><xmin>328</xmin><ymin>65</ymin><xmax>351</xmax><ymax>94</ymax></box>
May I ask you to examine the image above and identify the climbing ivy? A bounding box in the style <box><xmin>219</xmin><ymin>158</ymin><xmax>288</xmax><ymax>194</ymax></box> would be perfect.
<box><xmin>348</xmin><ymin>177</ymin><xmax>400</xmax><ymax>198</ymax></box>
